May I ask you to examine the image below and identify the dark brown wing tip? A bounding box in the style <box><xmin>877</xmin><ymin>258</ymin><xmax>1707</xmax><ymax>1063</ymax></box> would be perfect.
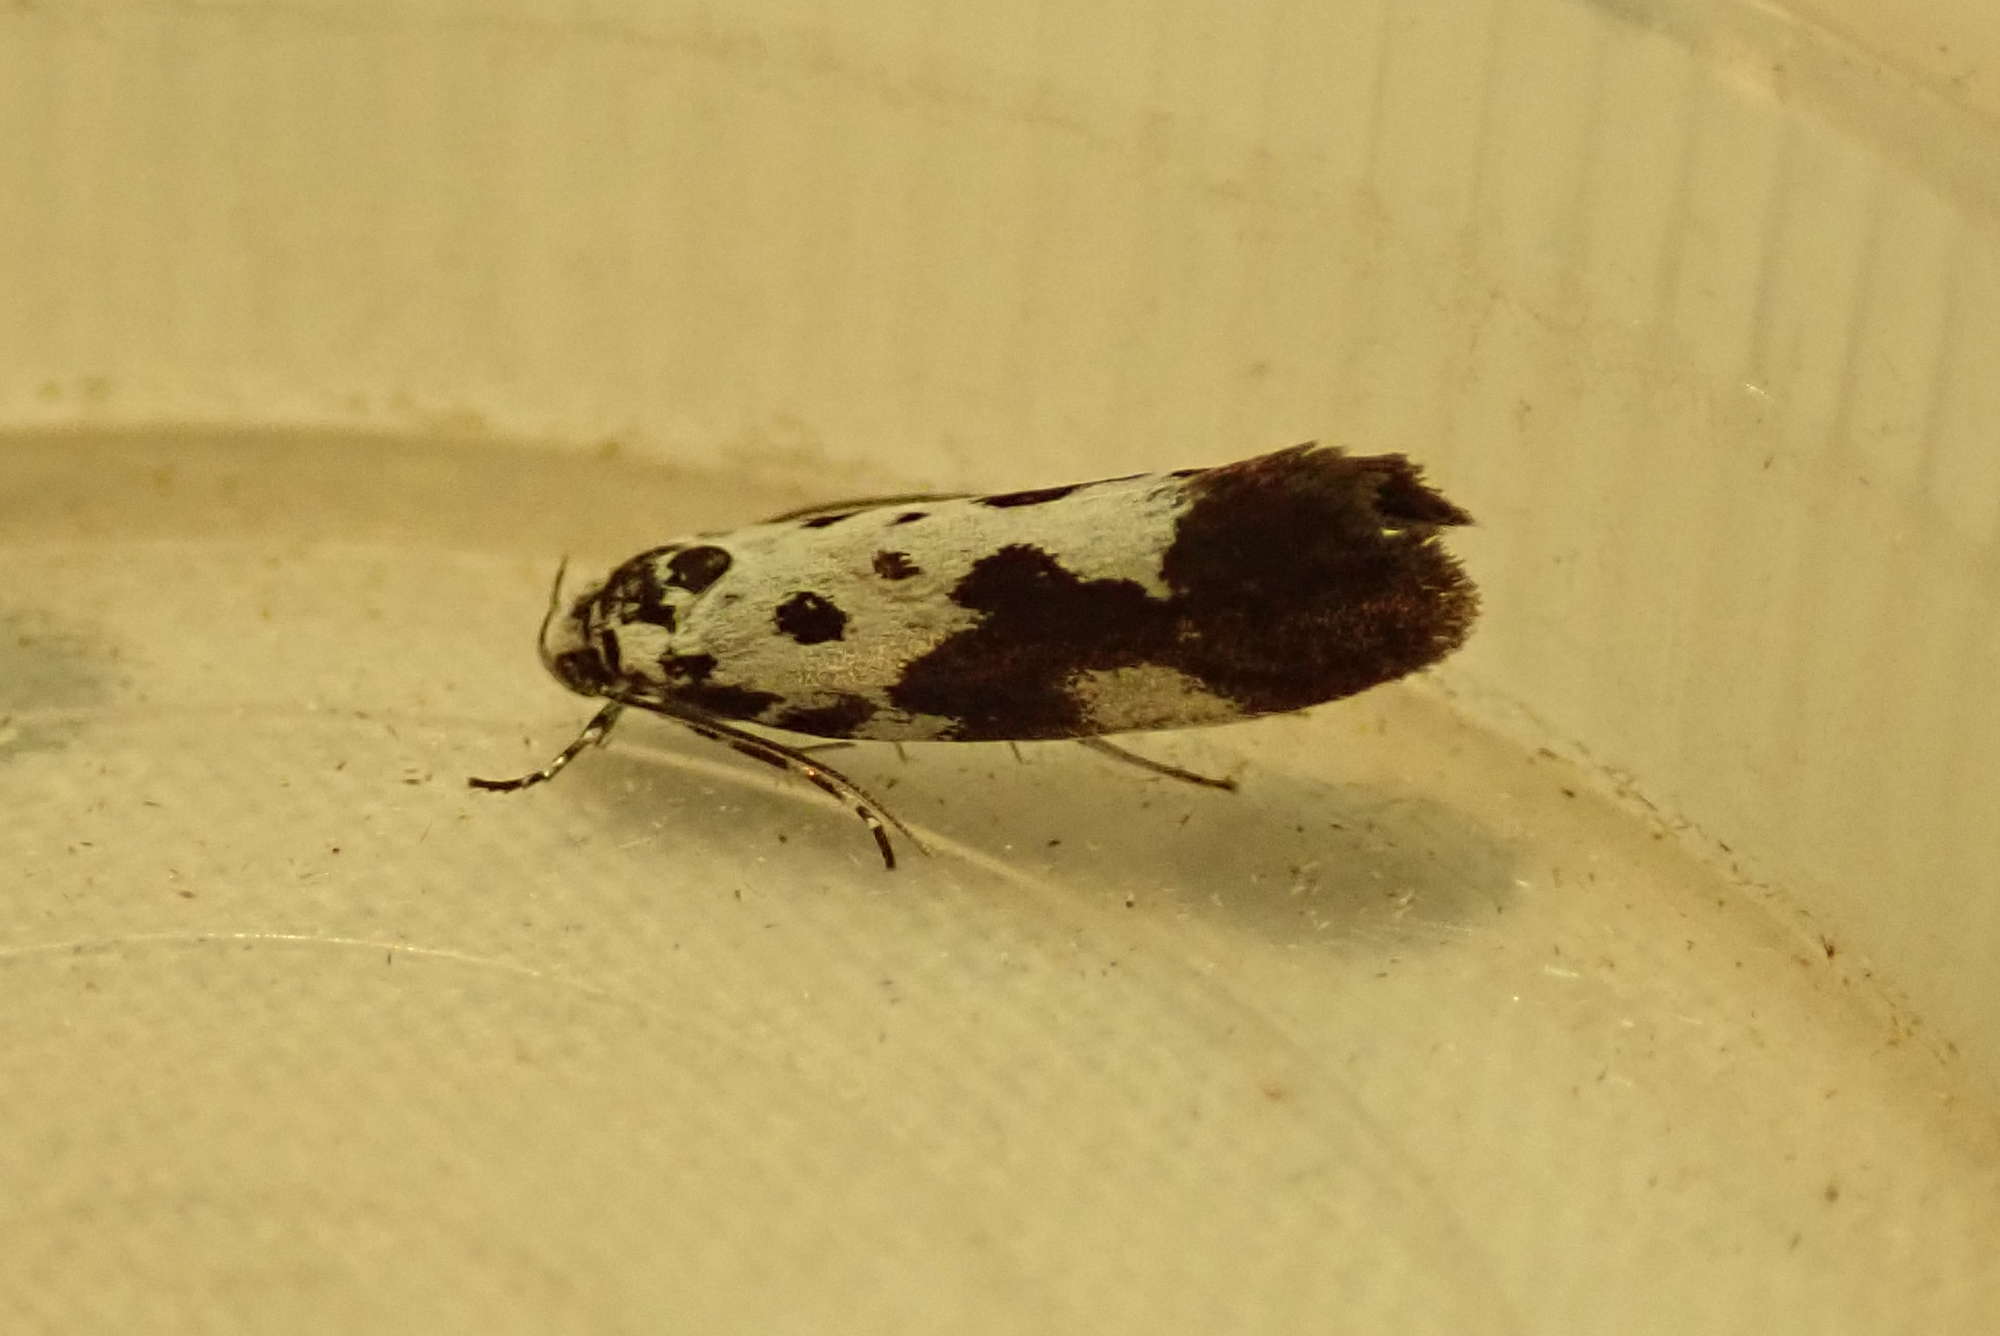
<box><xmin>1362</xmin><ymin>453</ymin><xmax>1475</xmax><ymax>528</ymax></box>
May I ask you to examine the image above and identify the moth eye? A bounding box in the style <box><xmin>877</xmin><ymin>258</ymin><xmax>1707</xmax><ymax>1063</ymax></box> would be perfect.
<box><xmin>667</xmin><ymin>544</ymin><xmax>733</xmax><ymax>593</ymax></box>
<box><xmin>550</xmin><ymin>647</ymin><xmax>612</xmax><ymax>695</ymax></box>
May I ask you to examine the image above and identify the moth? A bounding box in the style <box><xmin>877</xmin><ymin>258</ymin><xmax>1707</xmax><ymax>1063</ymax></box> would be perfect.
<box><xmin>471</xmin><ymin>443</ymin><xmax>1479</xmax><ymax>868</ymax></box>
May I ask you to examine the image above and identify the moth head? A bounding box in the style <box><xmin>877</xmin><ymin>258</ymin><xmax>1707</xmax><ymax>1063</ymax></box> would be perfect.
<box><xmin>535</xmin><ymin>558</ymin><xmax>617</xmax><ymax>698</ymax></box>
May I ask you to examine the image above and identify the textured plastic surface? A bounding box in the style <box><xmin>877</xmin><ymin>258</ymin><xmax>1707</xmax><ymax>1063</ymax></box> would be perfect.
<box><xmin>5</xmin><ymin>430</ymin><xmax>1994</xmax><ymax>1332</ymax></box>
<box><xmin>4</xmin><ymin>0</ymin><xmax>1999</xmax><ymax>1330</ymax></box>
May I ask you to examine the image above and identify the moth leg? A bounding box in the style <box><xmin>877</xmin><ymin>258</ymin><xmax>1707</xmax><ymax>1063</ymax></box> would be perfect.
<box><xmin>469</xmin><ymin>702</ymin><xmax>627</xmax><ymax>792</ymax></box>
<box><xmin>660</xmin><ymin>708</ymin><xmax>927</xmax><ymax>871</ymax></box>
<box><xmin>1079</xmin><ymin>736</ymin><xmax>1239</xmax><ymax>792</ymax></box>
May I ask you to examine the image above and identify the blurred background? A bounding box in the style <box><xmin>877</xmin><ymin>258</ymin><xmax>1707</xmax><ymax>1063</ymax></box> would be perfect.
<box><xmin>2</xmin><ymin>1</ymin><xmax>1996</xmax><ymax>1331</ymax></box>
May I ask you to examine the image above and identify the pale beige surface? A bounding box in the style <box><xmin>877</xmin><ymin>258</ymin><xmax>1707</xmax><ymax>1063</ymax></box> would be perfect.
<box><xmin>4</xmin><ymin>431</ymin><xmax>1995</xmax><ymax>1334</ymax></box>
<box><xmin>1733</xmin><ymin>0</ymin><xmax>2000</xmax><ymax>130</ymax></box>
<box><xmin>3</xmin><ymin>0</ymin><xmax>1999</xmax><ymax>1331</ymax></box>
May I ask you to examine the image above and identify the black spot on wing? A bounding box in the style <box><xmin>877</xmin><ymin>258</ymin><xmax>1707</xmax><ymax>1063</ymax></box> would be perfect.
<box><xmin>889</xmin><ymin>545</ymin><xmax>1171</xmax><ymax>740</ymax></box>
<box><xmin>800</xmin><ymin>512</ymin><xmax>857</xmax><ymax>529</ymax></box>
<box><xmin>891</xmin><ymin>511</ymin><xmax>928</xmax><ymax>526</ymax></box>
<box><xmin>676</xmin><ymin>680</ymin><xmax>785</xmax><ymax>721</ymax></box>
<box><xmin>598</xmin><ymin>548</ymin><xmax>682</xmax><ymax>630</ymax></box>
<box><xmin>773</xmin><ymin>694</ymin><xmax>878</xmax><ymax>738</ymax></box>
<box><xmin>666</xmin><ymin>545</ymin><xmax>733</xmax><ymax>594</ymax></box>
<box><xmin>774</xmin><ymin>591</ymin><xmax>848</xmax><ymax>644</ymax></box>
<box><xmin>978</xmin><ymin>483</ymin><xmax>1081</xmax><ymax>508</ymax></box>
<box><xmin>646</xmin><ymin>652</ymin><xmax>784</xmax><ymax>721</ymax></box>
<box><xmin>663</xmin><ymin>653</ymin><xmax>717</xmax><ymax>682</ymax></box>
<box><xmin>872</xmin><ymin>550</ymin><xmax>920</xmax><ymax>580</ymax></box>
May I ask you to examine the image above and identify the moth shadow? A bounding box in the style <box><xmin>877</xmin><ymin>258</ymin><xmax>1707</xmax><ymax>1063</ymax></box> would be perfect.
<box><xmin>563</xmin><ymin>722</ymin><xmax>1517</xmax><ymax>951</ymax></box>
<box><xmin>891</xmin><ymin>740</ymin><xmax>1521</xmax><ymax>947</ymax></box>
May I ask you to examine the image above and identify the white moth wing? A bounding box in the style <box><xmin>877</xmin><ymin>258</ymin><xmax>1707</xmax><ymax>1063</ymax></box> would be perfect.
<box><xmin>494</xmin><ymin>443</ymin><xmax>1477</xmax><ymax>869</ymax></box>
<box><xmin>661</xmin><ymin>471</ymin><xmax>1192</xmax><ymax>739</ymax></box>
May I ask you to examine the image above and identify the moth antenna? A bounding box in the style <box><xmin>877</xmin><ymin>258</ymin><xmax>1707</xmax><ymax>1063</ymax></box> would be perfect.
<box><xmin>535</xmin><ymin>555</ymin><xmax>572</xmax><ymax>679</ymax></box>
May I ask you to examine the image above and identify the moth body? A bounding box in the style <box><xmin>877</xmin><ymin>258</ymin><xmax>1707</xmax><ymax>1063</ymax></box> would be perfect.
<box><xmin>476</xmin><ymin>443</ymin><xmax>1480</xmax><ymax>869</ymax></box>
